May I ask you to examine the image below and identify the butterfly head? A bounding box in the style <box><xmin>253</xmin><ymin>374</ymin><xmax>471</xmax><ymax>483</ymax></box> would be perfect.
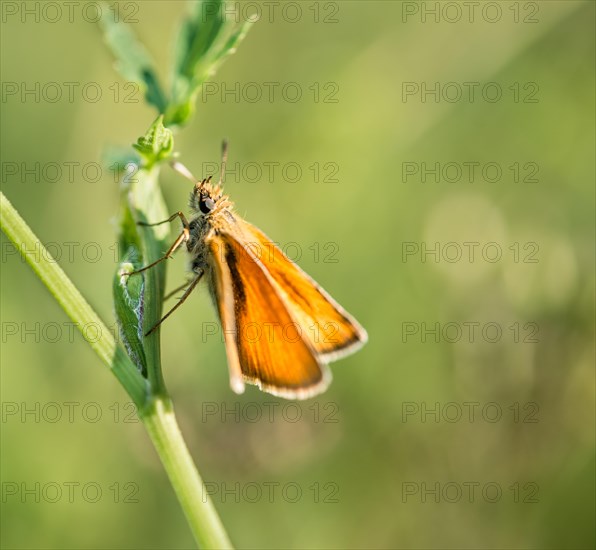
<box><xmin>173</xmin><ymin>140</ymin><xmax>232</xmax><ymax>217</ymax></box>
<box><xmin>189</xmin><ymin>176</ymin><xmax>231</xmax><ymax>216</ymax></box>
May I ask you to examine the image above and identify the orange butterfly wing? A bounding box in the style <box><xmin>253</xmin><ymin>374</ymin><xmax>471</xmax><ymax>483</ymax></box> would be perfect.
<box><xmin>207</xmin><ymin>231</ymin><xmax>331</xmax><ymax>399</ymax></box>
<box><xmin>242</xmin><ymin>223</ymin><xmax>368</xmax><ymax>360</ymax></box>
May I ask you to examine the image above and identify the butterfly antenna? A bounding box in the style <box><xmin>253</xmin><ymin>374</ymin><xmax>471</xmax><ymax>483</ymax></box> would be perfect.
<box><xmin>170</xmin><ymin>161</ymin><xmax>201</xmax><ymax>186</ymax></box>
<box><xmin>219</xmin><ymin>139</ymin><xmax>229</xmax><ymax>186</ymax></box>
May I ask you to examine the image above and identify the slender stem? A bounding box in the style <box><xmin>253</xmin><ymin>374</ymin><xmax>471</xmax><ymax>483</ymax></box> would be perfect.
<box><xmin>1</xmin><ymin>191</ymin><xmax>234</xmax><ymax>548</ymax></box>
<box><xmin>0</xmin><ymin>192</ymin><xmax>148</xmax><ymax>408</ymax></box>
<box><xmin>141</xmin><ymin>397</ymin><xmax>233</xmax><ymax>549</ymax></box>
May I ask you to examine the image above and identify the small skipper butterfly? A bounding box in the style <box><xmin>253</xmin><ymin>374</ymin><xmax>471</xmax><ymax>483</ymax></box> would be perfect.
<box><xmin>126</xmin><ymin>143</ymin><xmax>367</xmax><ymax>399</ymax></box>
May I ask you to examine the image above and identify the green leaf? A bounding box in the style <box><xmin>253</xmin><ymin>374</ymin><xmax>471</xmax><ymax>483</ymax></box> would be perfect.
<box><xmin>113</xmin><ymin>264</ymin><xmax>147</xmax><ymax>376</ymax></box>
<box><xmin>173</xmin><ymin>0</ymin><xmax>226</xmax><ymax>81</ymax></box>
<box><xmin>112</xmin><ymin>201</ymin><xmax>148</xmax><ymax>376</ymax></box>
<box><xmin>166</xmin><ymin>0</ymin><xmax>257</xmax><ymax>126</ymax></box>
<box><xmin>112</xmin><ymin>117</ymin><xmax>174</xmax><ymax>390</ymax></box>
<box><xmin>124</xmin><ymin>118</ymin><xmax>173</xmax><ymax>396</ymax></box>
<box><xmin>98</xmin><ymin>1</ymin><xmax>168</xmax><ymax>113</ymax></box>
<box><xmin>133</xmin><ymin>115</ymin><xmax>174</xmax><ymax>168</ymax></box>
<box><xmin>128</xmin><ymin>164</ymin><xmax>171</xmax><ymax>398</ymax></box>
<box><xmin>111</xmin><ymin>162</ymin><xmax>170</xmax><ymax>394</ymax></box>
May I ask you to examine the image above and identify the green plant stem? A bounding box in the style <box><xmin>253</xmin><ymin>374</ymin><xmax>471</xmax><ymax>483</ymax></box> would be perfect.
<box><xmin>1</xmin><ymin>191</ymin><xmax>233</xmax><ymax>549</ymax></box>
<box><xmin>142</xmin><ymin>397</ymin><xmax>233</xmax><ymax>549</ymax></box>
<box><xmin>0</xmin><ymin>192</ymin><xmax>147</xmax><ymax>407</ymax></box>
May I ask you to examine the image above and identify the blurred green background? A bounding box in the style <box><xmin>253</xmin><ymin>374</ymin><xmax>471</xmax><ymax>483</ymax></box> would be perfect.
<box><xmin>1</xmin><ymin>1</ymin><xmax>594</xmax><ymax>548</ymax></box>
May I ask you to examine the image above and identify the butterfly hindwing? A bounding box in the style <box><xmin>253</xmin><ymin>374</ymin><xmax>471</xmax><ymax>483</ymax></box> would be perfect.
<box><xmin>242</xmin><ymin>223</ymin><xmax>368</xmax><ymax>361</ymax></box>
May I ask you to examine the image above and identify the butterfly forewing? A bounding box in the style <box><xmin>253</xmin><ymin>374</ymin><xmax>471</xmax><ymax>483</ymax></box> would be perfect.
<box><xmin>208</xmin><ymin>231</ymin><xmax>331</xmax><ymax>399</ymax></box>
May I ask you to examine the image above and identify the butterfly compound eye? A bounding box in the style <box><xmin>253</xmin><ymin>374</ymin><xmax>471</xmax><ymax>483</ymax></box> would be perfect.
<box><xmin>199</xmin><ymin>195</ymin><xmax>216</xmax><ymax>214</ymax></box>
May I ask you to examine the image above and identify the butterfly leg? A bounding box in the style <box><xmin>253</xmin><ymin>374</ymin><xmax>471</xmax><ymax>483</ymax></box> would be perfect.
<box><xmin>138</xmin><ymin>211</ymin><xmax>189</xmax><ymax>229</ymax></box>
<box><xmin>125</xmin><ymin>230</ymin><xmax>189</xmax><ymax>277</ymax></box>
<box><xmin>145</xmin><ymin>270</ymin><xmax>204</xmax><ymax>336</ymax></box>
<box><xmin>164</xmin><ymin>279</ymin><xmax>193</xmax><ymax>301</ymax></box>
<box><xmin>125</xmin><ymin>212</ymin><xmax>191</xmax><ymax>277</ymax></box>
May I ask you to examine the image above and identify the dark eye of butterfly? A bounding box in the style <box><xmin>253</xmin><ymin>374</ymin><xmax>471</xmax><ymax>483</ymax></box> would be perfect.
<box><xmin>199</xmin><ymin>195</ymin><xmax>215</xmax><ymax>214</ymax></box>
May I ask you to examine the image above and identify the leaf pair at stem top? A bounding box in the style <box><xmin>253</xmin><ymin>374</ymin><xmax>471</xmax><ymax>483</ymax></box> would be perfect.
<box><xmin>99</xmin><ymin>0</ymin><xmax>256</xmax><ymax>129</ymax></box>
